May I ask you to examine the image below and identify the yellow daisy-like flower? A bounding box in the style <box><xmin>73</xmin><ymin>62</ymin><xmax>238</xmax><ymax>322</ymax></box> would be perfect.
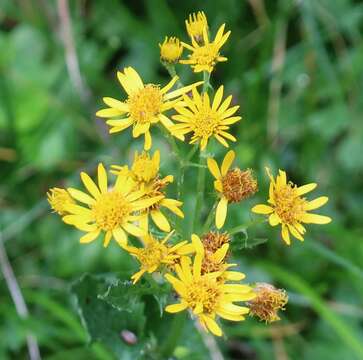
<box><xmin>96</xmin><ymin>67</ymin><xmax>203</xmax><ymax>150</ymax></box>
<box><xmin>171</xmin><ymin>86</ymin><xmax>241</xmax><ymax>150</ymax></box>
<box><xmin>159</xmin><ymin>37</ymin><xmax>183</xmax><ymax>64</ymax></box>
<box><xmin>192</xmin><ymin>234</ymin><xmax>244</xmax><ymax>282</ymax></box>
<box><xmin>111</xmin><ymin>150</ymin><xmax>183</xmax><ymax>232</ymax></box>
<box><xmin>252</xmin><ymin>167</ymin><xmax>332</xmax><ymax>245</ymax></box>
<box><xmin>125</xmin><ymin>231</ymin><xmax>193</xmax><ymax>284</ymax></box>
<box><xmin>111</xmin><ymin>150</ymin><xmax>160</xmax><ymax>185</ymax></box>
<box><xmin>165</xmin><ymin>250</ymin><xmax>255</xmax><ymax>336</ymax></box>
<box><xmin>139</xmin><ymin>175</ymin><xmax>184</xmax><ymax>233</ymax></box>
<box><xmin>208</xmin><ymin>150</ymin><xmax>258</xmax><ymax>229</ymax></box>
<box><xmin>185</xmin><ymin>11</ymin><xmax>208</xmax><ymax>43</ymax></box>
<box><xmin>62</xmin><ymin>163</ymin><xmax>163</xmax><ymax>248</ymax></box>
<box><xmin>180</xmin><ymin>24</ymin><xmax>230</xmax><ymax>73</ymax></box>
<box><xmin>47</xmin><ymin>187</ymin><xmax>74</xmax><ymax>215</ymax></box>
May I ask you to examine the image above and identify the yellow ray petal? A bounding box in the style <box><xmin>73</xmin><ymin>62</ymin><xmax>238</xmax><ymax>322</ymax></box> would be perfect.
<box><xmin>103</xmin><ymin>231</ymin><xmax>112</xmax><ymax>247</ymax></box>
<box><xmin>207</xmin><ymin>158</ymin><xmax>221</xmax><ymax>179</ymax></box>
<box><xmin>296</xmin><ymin>183</ymin><xmax>317</xmax><ymax>196</ymax></box>
<box><xmin>81</xmin><ymin>171</ymin><xmax>101</xmax><ymax>199</ymax></box>
<box><xmin>122</xmin><ymin>222</ymin><xmax>145</xmax><ymax>237</ymax></box>
<box><xmin>301</xmin><ymin>213</ymin><xmax>332</xmax><ymax>224</ymax></box>
<box><xmin>251</xmin><ymin>204</ymin><xmax>273</xmax><ymax>214</ymax></box>
<box><xmin>269</xmin><ymin>212</ymin><xmax>280</xmax><ymax>226</ymax></box>
<box><xmin>160</xmin><ymin>76</ymin><xmax>178</xmax><ymax>94</ymax></box>
<box><xmin>67</xmin><ymin>188</ymin><xmax>96</xmax><ymax>205</ymax></box>
<box><xmin>102</xmin><ymin>97</ymin><xmax>129</xmax><ymax>112</ymax></box>
<box><xmin>191</xmin><ymin>234</ymin><xmax>204</xmax><ymax>255</ymax></box>
<box><xmin>202</xmin><ymin>316</ymin><xmax>222</xmax><ymax>337</ymax></box>
<box><xmin>221</xmin><ymin>150</ymin><xmax>235</xmax><ymax>176</ymax></box>
<box><xmin>281</xmin><ymin>225</ymin><xmax>291</xmax><ymax>245</ymax></box>
<box><xmin>80</xmin><ymin>230</ymin><xmax>100</xmax><ymax>244</ymax></box>
<box><xmin>97</xmin><ymin>163</ymin><xmax>108</xmax><ymax>194</ymax></box>
<box><xmin>150</xmin><ymin>210</ymin><xmax>170</xmax><ymax>232</ymax></box>
<box><xmin>165</xmin><ymin>302</ymin><xmax>188</xmax><ymax>313</ymax></box>
<box><xmin>216</xmin><ymin>197</ymin><xmax>228</xmax><ymax>229</ymax></box>
<box><xmin>304</xmin><ymin>196</ymin><xmax>329</xmax><ymax>211</ymax></box>
<box><xmin>113</xmin><ymin>227</ymin><xmax>128</xmax><ymax>246</ymax></box>
<box><xmin>96</xmin><ymin>108</ymin><xmax>124</xmax><ymax>118</ymax></box>
<box><xmin>144</xmin><ymin>131</ymin><xmax>152</xmax><ymax>150</ymax></box>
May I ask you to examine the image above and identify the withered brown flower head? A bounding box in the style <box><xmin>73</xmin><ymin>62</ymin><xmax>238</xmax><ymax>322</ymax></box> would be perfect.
<box><xmin>201</xmin><ymin>231</ymin><xmax>230</xmax><ymax>254</ymax></box>
<box><xmin>222</xmin><ymin>168</ymin><xmax>258</xmax><ymax>203</ymax></box>
<box><xmin>248</xmin><ymin>283</ymin><xmax>288</xmax><ymax>323</ymax></box>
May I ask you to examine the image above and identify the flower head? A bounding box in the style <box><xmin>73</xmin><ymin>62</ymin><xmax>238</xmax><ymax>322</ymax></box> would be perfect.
<box><xmin>208</xmin><ymin>151</ymin><xmax>257</xmax><ymax>229</ymax></box>
<box><xmin>139</xmin><ymin>175</ymin><xmax>184</xmax><ymax>232</ymax></box>
<box><xmin>171</xmin><ymin>86</ymin><xmax>241</xmax><ymax>150</ymax></box>
<box><xmin>192</xmin><ymin>234</ymin><xmax>243</xmax><ymax>282</ymax></box>
<box><xmin>185</xmin><ymin>11</ymin><xmax>208</xmax><ymax>43</ymax></box>
<box><xmin>62</xmin><ymin>163</ymin><xmax>163</xmax><ymax>248</ymax></box>
<box><xmin>125</xmin><ymin>231</ymin><xmax>192</xmax><ymax>283</ymax></box>
<box><xmin>111</xmin><ymin>151</ymin><xmax>183</xmax><ymax>233</ymax></box>
<box><xmin>96</xmin><ymin>67</ymin><xmax>203</xmax><ymax>150</ymax></box>
<box><xmin>201</xmin><ymin>231</ymin><xmax>230</xmax><ymax>254</ymax></box>
<box><xmin>165</xmin><ymin>250</ymin><xmax>255</xmax><ymax>336</ymax></box>
<box><xmin>180</xmin><ymin>24</ymin><xmax>230</xmax><ymax>73</ymax></box>
<box><xmin>159</xmin><ymin>37</ymin><xmax>183</xmax><ymax>64</ymax></box>
<box><xmin>47</xmin><ymin>187</ymin><xmax>74</xmax><ymax>215</ymax></box>
<box><xmin>252</xmin><ymin>168</ymin><xmax>331</xmax><ymax>245</ymax></box>
<box><xmin>112</xmin><ymin>150</ymin><xmax>160</xmax><ymax>185</ymax></box>
<box><xmin>248</xmin><ymin>283</ymin><xmax>288</xmax><ymax>323</ymax></box>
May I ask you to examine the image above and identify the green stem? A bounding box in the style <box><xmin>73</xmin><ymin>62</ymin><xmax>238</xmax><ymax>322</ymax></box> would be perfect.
<box><xmin>160</xmin><ymin>312</ymin><xmax>186</xmax><ymax>358</ymax></box>
<box><xmin>202</xmin><ymin>71</ymin><xmax>211</xmax><ymax>93</ymax></box>
<box><xmin>192</xmin><ymin>148</ymin><xmax>206</xmax><ymax>233</ymax></box>
<box><xmin>164</xmin><ymin>63</ymin><xmax>184</xmax><ymax>88</ymax></box>
<box><xmin>202</xmin><ymin>201</ymin><xmax>217</xmax><ymax>233</ymax></box>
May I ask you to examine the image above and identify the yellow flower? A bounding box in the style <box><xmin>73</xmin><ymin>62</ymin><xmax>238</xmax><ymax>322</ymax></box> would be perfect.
<box><xmin>208</xmin><ymin>150</ymin><xmax>258</xmax><ymax>229</ymax></box>
<box><xmin>159</xmin><ymin>37</ymin><xmax>183</xmax><ymax>63</ymax></box>
<box><xmin>171</xmin><ymin>86</ymin><xmax>241</xmax><ymax>150</ymax></box>
<box><xmin>192</xmin><ymin>234</ymin><xmax>244</xmax><ymax>282</ymax></box>
<box><xmin>96</xmin><ymin>67</ymin><xmax>203</xmax><ymax>150</ymax></box>
<box><xmin>252</xmin><ymin>168</ymin><xmax>332</xmax><ymax>245</ymax></box>
<box><xmin>62</xmin><ymin>163</ymin><xmax>163</xmax><ymax>247</ymax></box>
<box><xmin>139</xmin><ymin>175</ymin><xmax>184</xmax><ymax>233</ymax></box>
<box><xmin>165</xmin><ymin>249</ymin><xmax>255</xmax><ymax>336</ymax></box>
<box><xmin>112</xmin><ymin>150</ymin><xmax>183</xmax><ymax>232</ymax></box>
<box><xmin>185</xmin><ymin>11</ymin><xmax>208</xmax><ymax>43</ymax></box>
<box><xmin>180</xmin><ymin>24</ymin><xmax>230</xmax><ymax>73</ymax></box>
<box><xmin>248</xmin><ymin>283</ymin><xmax>288</xmax><ymax>323</ymax></box>
<box><xmin>47</xmin><ymin>187</ymin><xmax>74</xmax><ymax>215</ymax></box>
<box><xmin>125</xmin><ymin>231</ymin><xmax>193</xmax><ymax>283</ymax></box>
<box><xmin>111</xmin><ymin>150</ymin><xmax>160</xmax><ymax>185</ymax></box>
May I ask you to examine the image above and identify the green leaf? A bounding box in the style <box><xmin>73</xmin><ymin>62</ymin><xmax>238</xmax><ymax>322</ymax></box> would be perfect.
<box><xmin>71</xmin><ymin>274</ymin><xmax>147</xmax><ymax>360</ymax></box>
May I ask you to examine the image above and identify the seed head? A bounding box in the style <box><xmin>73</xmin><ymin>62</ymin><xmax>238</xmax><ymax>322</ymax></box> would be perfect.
<box><xmin>248</xmin><ymin>283</ymin><xmax>288</xmax><ymax>323</ymax></box>
<box><xmin>222</xmin><ymin>168</ymin><xmax>258</xmax><ymax>203</ymax></box>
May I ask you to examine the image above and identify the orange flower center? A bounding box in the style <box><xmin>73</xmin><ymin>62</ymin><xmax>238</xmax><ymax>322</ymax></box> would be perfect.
<box><xmin>137</xmin><ymin>241</ymin><xmax>168</xmax><ymax>271</ymax></box>
<box><xmin>186</xmin><ymin>278</ymin><xmax>221</xmax><ymax>314</ymax></box>
<box><xmin>190</xmin><ymin>44</ymin><xmax>219</xmax><ymax>67</ymax></box>
<box><xmin>192</xmin><ymin>106</ymin><xmax>218</xmax><ymax>138</ymax></box>
<box><xmin>127</xmin><ymin>85</ymin><xmax>162</xmax><ymax>124</ymax></box>
<box><xmin>273</xmin><ymin>184</ymin><xmax>306</xmax><ymax>224</ymax></box>
<box><xmin>92</xmin><ymin>191</ymin><xmax>131</xmax><ymax>231</ymax></box>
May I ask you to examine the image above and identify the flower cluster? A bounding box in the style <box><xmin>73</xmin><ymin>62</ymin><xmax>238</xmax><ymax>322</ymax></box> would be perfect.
<box><xmin>47</xmin><ymin>11</ymin><xmax>332</xmax><ymax>339</ymax></box>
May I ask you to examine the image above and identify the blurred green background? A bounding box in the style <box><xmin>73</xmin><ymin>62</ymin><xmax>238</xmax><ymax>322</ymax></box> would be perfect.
<box><xmin>1</xmin><ymin>0</ymin><xmax>363</xmax><ymax>359</ymax></box>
